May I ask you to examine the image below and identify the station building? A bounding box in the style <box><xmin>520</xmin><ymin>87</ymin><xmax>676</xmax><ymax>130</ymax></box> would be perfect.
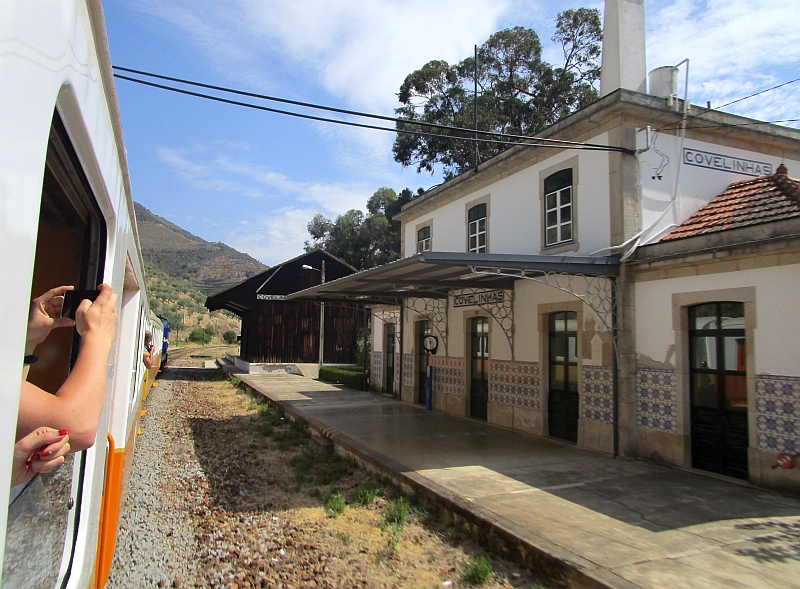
<box><xmin>288</xmin><ymin>0</ymin><xmax>800</xmax><ymax>492</ymax></box>
<box><xmin>205</xmin><ymin>250</ymin><xmax>360</xmax><ymax>372</ymax></box>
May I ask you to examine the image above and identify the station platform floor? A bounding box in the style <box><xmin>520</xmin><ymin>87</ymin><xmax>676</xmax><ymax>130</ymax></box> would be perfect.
<box><xmin>237</xmin><ymin>371</ymin><xmax>800</xmax><ymax>589</ymax></box>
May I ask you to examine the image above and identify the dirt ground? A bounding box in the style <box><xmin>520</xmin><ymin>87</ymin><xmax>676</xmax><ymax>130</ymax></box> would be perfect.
<box><xmin>143</xmin><ymin>351</ymin><xmax>548</xmax><ymax>588</ymax></box>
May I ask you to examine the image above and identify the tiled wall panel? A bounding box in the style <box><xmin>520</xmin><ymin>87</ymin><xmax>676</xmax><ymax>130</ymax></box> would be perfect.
<box><xmin>583</xmin><ymin>365</ymin><xmax>614</xmax><ymax>423</ymax></box>
<box><xmin>432</xmin><ymin>356</ymin><xmax>464</xmax><ymax>397</ymax></box>
<box><xmin>757</xmin><ymin>374</ymin><xmax>800</xmax><ymax>454</ymax></box>
<box><xmin>402</xmin><ymin>354</ymin><xmax>413</xmax><ymax>387</ymax></box>
<box><xmin>636</xmin><ymin>368</ymin><xmax>677</xmax><ymax>433</ymax></box>
<box><xmin>372</xmin><ymin>351</ymin><xmax>382</xmax><ymax>387</ymax></box>
<box><xmin>490</xmin><ymin>360</ymin><xmax>540</xmax><ymax>410</ymax></box>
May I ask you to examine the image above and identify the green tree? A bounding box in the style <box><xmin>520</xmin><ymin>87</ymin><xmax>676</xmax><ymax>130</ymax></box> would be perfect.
<box><xmin>222</xmin><ymin>330</ymin><xmax>237</xmax><ymax>344</ymax></box>
<box><xmin>305</xmin><ymin>187</ymin><xmax>421</xmax><ymax>270</ymax></box>
<box><xmin>189</xmin><ymin>328</ymin><xmax>211</xmax><ymax>344</ymax></box>
<box><xmin>392</xmin><ymin>9</ymin><xmax>602</xmax><ymax>178</ymax></box>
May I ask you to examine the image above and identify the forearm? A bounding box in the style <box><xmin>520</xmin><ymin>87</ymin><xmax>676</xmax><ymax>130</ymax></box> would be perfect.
<box><xmin>54</xmin><ymin>336</ymin><xmax>113</xmax><ymax>448</ymax></box>
<box><xmin>17</xmin><ymin>336</ymin><xmax>113</xmax><ymax>450</ymax></box>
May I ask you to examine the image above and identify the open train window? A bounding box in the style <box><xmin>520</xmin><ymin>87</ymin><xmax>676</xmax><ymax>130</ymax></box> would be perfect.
<box><xmin>3</xmin><ymin>110</ymin><xmax>107</xmax><ymax>588</ymax></box>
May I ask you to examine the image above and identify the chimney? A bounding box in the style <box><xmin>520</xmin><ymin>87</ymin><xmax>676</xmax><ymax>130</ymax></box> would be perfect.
<box><xmin>600</xmin><ymin>0</ymin><xmax>647</xmax><ymax>96</ymax></box>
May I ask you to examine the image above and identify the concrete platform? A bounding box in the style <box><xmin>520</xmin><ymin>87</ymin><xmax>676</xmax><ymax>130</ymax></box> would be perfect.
<box><xmin>238</xmin><ymin>372</ymin><xmax>800</xmax><ymax>589</ymax></box>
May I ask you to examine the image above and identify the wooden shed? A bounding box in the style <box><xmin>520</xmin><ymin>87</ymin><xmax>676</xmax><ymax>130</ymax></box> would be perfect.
<box><xmin>205</xmin><ymin>250</ymin><xmax>360</xmax><ymax>364</ymax></box>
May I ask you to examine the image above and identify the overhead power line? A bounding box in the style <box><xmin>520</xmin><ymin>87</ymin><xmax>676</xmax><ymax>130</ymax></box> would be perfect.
<box><xmin>657</xmin><ymin>117</ymin><xmax>799</xmax><ymax>133</ymax></box>
<box><xmin>112</xmin><ymin>66</ymin><xmax>634</xmax><ymax>154</ymax></box>
<box><xmin>654</xmin><ymin>76</ymin><xmax>800</xmax><ymax>133</ymax></box>
<box><xmin>715</xmin><ymin>77</ymin><xmax>800</xmax><ymax>110</ymax></box>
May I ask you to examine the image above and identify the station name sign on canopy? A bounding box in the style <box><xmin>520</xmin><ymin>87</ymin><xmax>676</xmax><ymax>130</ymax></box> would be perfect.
<box><xmin>453</xmin><ymin>290</ymin><xmax>505</xmax><ymax>308</ymax></box>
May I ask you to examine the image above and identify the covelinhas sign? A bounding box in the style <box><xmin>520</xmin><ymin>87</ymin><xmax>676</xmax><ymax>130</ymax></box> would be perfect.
<box><xmin>453</xmin><ymin>290</ymin><xmax>505</xmax><ymax>308</ymax></box>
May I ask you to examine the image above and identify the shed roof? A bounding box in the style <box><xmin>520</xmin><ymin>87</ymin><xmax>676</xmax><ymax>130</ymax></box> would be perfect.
<box><xmin>204</xmin><ymin>249</ymin><xmax>355</xmax><ymax>314</ymax></box>
<box><xmin>661</xmin><ymin>168</ymin><xmax>800</xmax><ymax>242</ymax></box>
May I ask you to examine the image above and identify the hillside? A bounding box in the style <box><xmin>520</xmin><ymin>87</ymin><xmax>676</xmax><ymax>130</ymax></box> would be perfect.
<box><xmin>134</xmin><ymin>202</ymin><xmax>267</xmax><ymax>294</ymax></box>
<box><xmin>144</xmin><ymin>261</ymin><xmax>240</xmax><ymax>343</ymax></box>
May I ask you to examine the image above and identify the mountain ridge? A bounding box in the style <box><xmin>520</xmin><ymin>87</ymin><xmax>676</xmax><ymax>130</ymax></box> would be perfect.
<box><xmin>134</xmin><ymin>202</ymin><xmax>267</xmax><ymax>294</ymax></box>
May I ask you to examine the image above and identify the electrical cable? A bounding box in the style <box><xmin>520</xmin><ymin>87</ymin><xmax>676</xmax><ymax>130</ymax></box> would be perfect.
<box><xmin>112</xmin><ymin>66</ymin><xmax>634</xmax><ymax>153</ymax></box>
<box><xmin>653</xmin><ymin>77</ymin><xmax>800</xmax><ymax>133</ymax></box>
<box><xmin>654</xmin><ymin>117</ymin><xmax>799</xmax><ymax>133</ymax></box>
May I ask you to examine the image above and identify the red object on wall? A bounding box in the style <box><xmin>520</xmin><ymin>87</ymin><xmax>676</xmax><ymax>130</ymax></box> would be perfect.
<box><xmin>775</xmin><ymin>453</ymin><xmax>797</xmax><ymax>470</ymax></box>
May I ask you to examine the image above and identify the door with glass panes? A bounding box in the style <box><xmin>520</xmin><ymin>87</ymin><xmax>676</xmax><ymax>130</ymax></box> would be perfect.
<box><xmin>548</xmin><ymin>312</ymin><xmax>579</xmax><ymax>442</ymax></box>
<box><xmin>689</xmin><ymin>303</ymin><xmax>748</xmax><ymax>479</ymax></box>
<box><xmin>417</xmin><ymin>320</ymin><xmax>431</xmax><ymax>404</ymax></box>
<box><xmin>470</xmin><ymin>317</ymin><xmax>489</xmax><ymax>420</ymax></box>
<box><xmin>385</xmin><ymin>324</ymin><xmax>396</xmax><ymax>396</ymax></box>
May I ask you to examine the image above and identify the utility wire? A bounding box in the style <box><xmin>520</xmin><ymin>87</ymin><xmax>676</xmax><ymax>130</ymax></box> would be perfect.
<box><xmin>112</xmin><ymin>66</ymin><xmax>633</xmax><ymax>153</ymax></box>
<box><xmin>656</xmin><ymin>117</ymin><xmax>799</xmax><ymax>132</ymax></box>
<box><xmin>654</xmin><ymin>76</ymin><xmax>800</xmax><ymax>133</ymax></box>
<box><xmin>715</xmin><ymin>77</ymin><xmax>800</xmax><ymax>110</ymax></box>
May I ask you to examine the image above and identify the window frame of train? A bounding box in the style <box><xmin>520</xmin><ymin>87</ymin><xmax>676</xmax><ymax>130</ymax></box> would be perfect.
<box><xmin>689</xmin><ymin>302</ymin><xmax>748</xmax><ymax>480</ymax></box>
<box><xmin>3</xmin><ymin>110</ymin><xmax>107</xmax><ymax>589</ymax></box>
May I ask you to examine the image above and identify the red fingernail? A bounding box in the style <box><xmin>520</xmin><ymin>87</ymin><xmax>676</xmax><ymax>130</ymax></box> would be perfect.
<box><xmin>59</xmin><ymin>430</ymin><xmax>69</xmax><ymax>436</ymax></box>
<box><xmin>41</xmin><ymin>451</ymin><xmax>51</xmax><ymax>458</ymax></box>
<box><xmin>32</xmin><ymin>453</ymin><xmax>41</xmax><ymax>461</ymax></box>
<box><xmin>25</xmin><ymin>459</ymin><xmax>32</xmax><ymax>468</ymax></box>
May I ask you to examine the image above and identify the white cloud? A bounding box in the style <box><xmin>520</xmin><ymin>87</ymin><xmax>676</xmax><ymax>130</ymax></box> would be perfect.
<box><xmin>646</xmin><ymin>0</ymin><xmax>800</xmax><ymax>123</ymax></box>
<box><xmin>227</xmin><ymin>207</ymin><xmax>319</xmax><ymax>266</ymax></box>
<box><xmin>132</xmin><ymin>0</ymin><xmax>510</xmax><ymax>112</ymax></box>
<box><xmin>155</xmin><ymin>143</ymin><xmax>383</xmax><ymax>263</ymax></box>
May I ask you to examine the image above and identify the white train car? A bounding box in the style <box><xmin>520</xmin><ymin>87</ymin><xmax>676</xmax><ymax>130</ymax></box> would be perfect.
<box><xmin>0</xmin><ymin>1</ymin><xmax>161</xmax><ymax>587</ymax></box>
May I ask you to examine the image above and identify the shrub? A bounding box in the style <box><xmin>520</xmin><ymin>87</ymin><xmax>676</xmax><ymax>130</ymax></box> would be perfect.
<box><xmin>353</xmin><ymin>486</ymin><xmax>378</xmax><ymax>506</ymax></box>
<box><xmin>464</xmin><ymin>556</ymin><xmax>492</xmax><ymax>585</ymax></box>
<box><xmin>382</xmin><ymin>498</ymin><xmax>411</xmax><ymax>528</ymax></box>
<box><xmin>222</xmin><ymin>329</ymin><xmax>237</xmax><ymax>344</ymax></box>
<box><xmin>188</xmin><ymin>328</ymin><xmax>211</xmax><ymax>344</ymax></box>
<box><xmin>462</xmin><ymin>556</ymin><xmax>492</xmax><ymax>586</ymax></box>
<box><xmin>326</xmin><ymin>493</ymin><xmax>346</xmax><ymax>517</ymax></box>
<box><xmin>319</xmin><ymin>366</ymin><xmax>364</xmax><ymax>389</ymax></box>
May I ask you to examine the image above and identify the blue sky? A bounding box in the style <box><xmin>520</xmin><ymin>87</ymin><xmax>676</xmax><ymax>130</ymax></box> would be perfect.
<box><xmin>104</xmin><ymin>0</ymin><xmax>800</xmax><ymax>266</ymax></box>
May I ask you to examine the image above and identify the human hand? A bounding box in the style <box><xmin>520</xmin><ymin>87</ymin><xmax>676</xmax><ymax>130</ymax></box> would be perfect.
<box><xmin>11</xmin><ymin>427</ymin><xmax>71</xmax><ymax>487</ymax></box>
<box><xmin>26</xmin><ymin>286</ymin><xmax>76</xmax><ymax>351</ymax></box>
<box><xmin>75</xmin><ymin>284</ymin><xmax>118</xmax><ymax>344</ymax></box>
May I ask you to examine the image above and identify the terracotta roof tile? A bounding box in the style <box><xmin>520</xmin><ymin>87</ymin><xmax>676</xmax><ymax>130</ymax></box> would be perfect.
<box><xmin>661</xmin><ymin>171</ymin><xmax>800</xmax><ymax>241</ymax></box>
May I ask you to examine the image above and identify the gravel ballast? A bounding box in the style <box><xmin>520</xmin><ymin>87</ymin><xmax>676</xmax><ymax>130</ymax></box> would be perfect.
<box><xmin>107</xmin><ymin>362</ymin><xmax>543</xmax><ymax>589</ymax></box>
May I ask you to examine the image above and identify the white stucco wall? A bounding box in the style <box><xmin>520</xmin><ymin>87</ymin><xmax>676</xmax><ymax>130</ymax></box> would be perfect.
<box><xmin>403</xmin><ymin>136</ymin><xmax>612</xmax><ymax>258</ymax></box>
<box><xmin>636</xmin><ymin>131</ymin><xmax>800</xmax><ymax>245</ymax></box>
<box><xmin>635</xmin><ymin>264</ymin><xmax>800</xmax><ymax>377</ymax></box>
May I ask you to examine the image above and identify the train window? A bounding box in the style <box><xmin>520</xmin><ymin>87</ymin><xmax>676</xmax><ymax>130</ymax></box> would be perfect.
<box><xmin>3</xmin><ymin>111</ymin><xmax>107</xmax><ymax>588</ymax></box>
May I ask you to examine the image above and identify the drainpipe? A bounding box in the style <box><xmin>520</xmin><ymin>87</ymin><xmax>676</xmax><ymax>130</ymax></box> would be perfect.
<box><xmin>612</xmin><ymin>277</ymin><xmax>620</xmax><ymax>458</ymax></box>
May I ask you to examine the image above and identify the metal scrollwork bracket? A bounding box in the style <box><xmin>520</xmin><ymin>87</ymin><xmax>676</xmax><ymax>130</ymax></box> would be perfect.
<box><xmin>404</xmin><ymin>297</ymin><xmax>449</xmax><ymax>356</ymax></box>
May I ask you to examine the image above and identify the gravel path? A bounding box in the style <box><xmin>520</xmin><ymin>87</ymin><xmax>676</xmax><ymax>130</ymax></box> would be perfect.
<box><xmin>107</xmin><ymin>376</ymin><xmax>201</xmax><ymax>588</ymax></box>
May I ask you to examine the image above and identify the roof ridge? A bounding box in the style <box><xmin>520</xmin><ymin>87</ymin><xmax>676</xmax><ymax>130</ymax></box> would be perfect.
<box><xmin>774</xmin><ymin>172</ymin><xmax>800</xmax><ymax>206</ymax></box>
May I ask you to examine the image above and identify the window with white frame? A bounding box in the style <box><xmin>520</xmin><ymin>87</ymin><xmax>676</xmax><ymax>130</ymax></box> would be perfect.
<box><xmin>544</xmin><ymin>169</ymin><xmax>573</xmax><ymax>247</ymax></box>
<box><xmin>467</xmin><ymin>203</ymin><xmax>487</xmax><ymax>253</ymax></box>
<box><xmin>417</xmin><ymin>225</ymin><xmax>431</xmax><ymax>253</ymax></box>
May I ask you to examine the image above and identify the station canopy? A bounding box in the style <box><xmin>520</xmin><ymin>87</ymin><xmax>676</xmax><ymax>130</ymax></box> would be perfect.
<box><xmin>285</xmin><ymin>251</ymin><xmax>620</xmax><ymax>304</ymax></box>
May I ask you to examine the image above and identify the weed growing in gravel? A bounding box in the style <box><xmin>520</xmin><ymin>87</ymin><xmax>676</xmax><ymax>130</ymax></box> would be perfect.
<box><xmin>230</xmin><ymin>376</ymin><xmax>243</xmax><ymax>388</ymax></box>
<box><xmin>382</xmin><ymin>498</ymin><xmax>411</xmax><ymax>529</ymax></box>
<box><xmin>447</xmin><ymin>526</ymin><xmax>459</xmax><ymax>543</ymax></box>
<box><xmin>326</xmin><ymin>493</ymin><xmax>346</xmax><ymax>516</ymax></box>
<box><xmin>462</xmin><ymin>556</ymin><xmax>493</xmax><ymax>585</ymax></box>
<box><xmin>352</xmin><ymin>485</ymin><xmax>377</xmax><ymax>506</ymax></box>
